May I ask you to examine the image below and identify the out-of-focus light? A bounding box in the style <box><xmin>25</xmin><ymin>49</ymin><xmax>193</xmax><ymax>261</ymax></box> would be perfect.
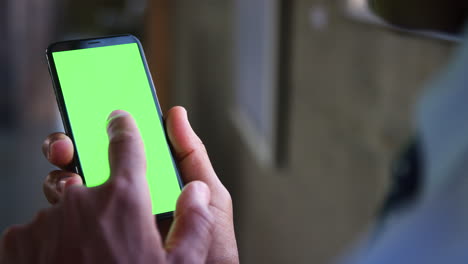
<box><xmin>345</xmin><ymin>0</ymin><xmax>384</xmax><ymax>23</ymax></box>
<box><xmin>343</xmin><ymin>0</ymin><xmax>462</xmax><ymax>42</ymax></box>
<box><xmin>309</xmin><ymin>5</ymin><xmax>329</xmax><ymax>31</ymax></box>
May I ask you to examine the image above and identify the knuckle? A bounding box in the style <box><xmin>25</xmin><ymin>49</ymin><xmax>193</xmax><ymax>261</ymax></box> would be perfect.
<box><xmin>63</xmin><ymin>184</ymin><xmax>84</xmax><ymax>203</ymax></box>
<box><xmin>107</xmin><ymin>178</ymin><xmax>129</xmax><ymax>195</ymax></box>
<box><xmin>219</xmin><ymin>184</ymin><xmax>232</xmax><ymax>201</ymax></box>
<box><xmin>109</xmin><ymin>129</ymin><xmax>134</xmax><ymax>144</ymax></box>
<box><xmin>215</xmin><ymin>184</ymin><xmax>233</xmax><ymax>210</ymax></box>
<box><xmin>1</xmin><ymin>225</ymin><xmax>23</xmax><ymax>252</ymax></box>
<box><xmin>106</xmin><ymin>179</ymin><xmax>134</xmax><ymax>204</ymax></box>
<box><xmin>198</xmin><ymin>142</ymin><xmax>208</xmax><ymax>156</ymax></box>
<box><xmin>2</xmin><ymin>227</ymin><xmax>17</xmax><ymax>244</ymax></box>
<box><xmin>33</xmin><ymin>210</ymin><xmax>48</xmax><ymax>224</ymax></box>
<box><xmin>221</xmin><ymin>188</ymin><xmax>233</xmax><ymax>208</ymax></box>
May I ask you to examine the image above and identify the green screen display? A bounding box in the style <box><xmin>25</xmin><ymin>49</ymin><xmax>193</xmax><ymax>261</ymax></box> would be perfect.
<box><xmin>52</xmin><ymin>43</ymin><xmax>181</xmax><ymax>215</ymax></box>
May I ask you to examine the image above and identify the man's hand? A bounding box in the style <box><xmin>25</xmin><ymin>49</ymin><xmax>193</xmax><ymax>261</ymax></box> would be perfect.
<box><xmin>40</xmin><ymin>107</ymin><xmax>239</xmax><ymax>264</ymax></box>
<box><xmin>0</xmin><ymin>110</ymin><xmax>215</xmax><ymax>263</ymax></box>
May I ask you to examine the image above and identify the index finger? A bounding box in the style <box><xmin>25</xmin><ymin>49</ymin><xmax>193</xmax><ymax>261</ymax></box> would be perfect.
<box><xmin>106</xmin><ymin>110</ymin><xmax>147</xmax><ymax>190</ymax></box>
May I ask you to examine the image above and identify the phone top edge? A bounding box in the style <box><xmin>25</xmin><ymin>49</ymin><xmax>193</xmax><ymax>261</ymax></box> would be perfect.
<box><xmin>46</xmin><ymin>34</ymin><xmax>139</xmax><ymax>54</ymax></box>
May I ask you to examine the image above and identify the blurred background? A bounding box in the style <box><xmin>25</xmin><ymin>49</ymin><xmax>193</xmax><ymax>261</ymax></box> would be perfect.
<box><xmin>0</xmin><ymin>0</ymin><xmax>456</xmax><ymax>263</ymax></box>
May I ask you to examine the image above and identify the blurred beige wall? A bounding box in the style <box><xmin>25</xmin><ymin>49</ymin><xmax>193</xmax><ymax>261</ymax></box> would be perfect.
<box><xmin>6</xmin><ymin>0</ymin><xmax>62</xmax><ymax>128</ymax></box>
<box><xmin>170</xmin><ymin>0</ymin><xmax>453</xmax><ymax>263</ymax></box>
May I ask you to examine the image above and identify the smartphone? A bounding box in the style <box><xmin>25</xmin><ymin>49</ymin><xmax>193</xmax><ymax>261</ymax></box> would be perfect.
<box><xmin>46</xmin><ymin>35</ymin><xmax>182</xmax><ymax>219</ymax></box>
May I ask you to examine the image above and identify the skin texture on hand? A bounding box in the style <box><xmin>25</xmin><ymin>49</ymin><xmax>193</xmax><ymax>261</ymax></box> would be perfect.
<box><xmin>39</xmin><ymin>106</ymin><xmax>239</xmax><ymax>264</ymax></box>
<box><xmin>370</xmin><ymin>0</ymin><xmax>468</xmax><ymax>33</ymax></box>
<box><xmin>1</xmin><ymin>110</ymin><xmax>215</xmax><ymax>264</ymax></box>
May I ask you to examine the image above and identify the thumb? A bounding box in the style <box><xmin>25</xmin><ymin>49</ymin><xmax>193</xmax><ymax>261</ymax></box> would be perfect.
<box><xmin>166</xmin><ymin>181</ymin><xmax>214</xmax><ymax>263</ymax></box>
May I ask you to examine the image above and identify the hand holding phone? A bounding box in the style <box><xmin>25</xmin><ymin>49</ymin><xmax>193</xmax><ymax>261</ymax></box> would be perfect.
<box><xmin>44</xmin><ymin>36</ymin><xmax>238</xmax><ymax>263</ymax></box>
<box><xmin>42</xmin><ymin>107</ymin><xmax>240</xmax><ymax>263</ymax></box>
<box><xmin>1</xmin><ymin>112</ymin><xmax>215</xmax><ymax>264</ymax></box>
<box><xmin>46</xmin><ymin>35</ymin><xmax>182</xmax><ymax>218</ymax></box>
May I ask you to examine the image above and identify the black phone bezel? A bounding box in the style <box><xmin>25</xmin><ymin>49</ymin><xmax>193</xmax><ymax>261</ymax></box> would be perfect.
<box><xmin>46</xmin><ymin>34</ymin><xmax>184</xmax><ymax>221</ymax></box>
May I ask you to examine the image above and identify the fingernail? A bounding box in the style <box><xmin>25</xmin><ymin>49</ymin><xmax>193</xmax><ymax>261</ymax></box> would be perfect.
<box><xmin>106</xmin><ymin>111</ymin><xmax>127</xmax><ymax>127</ymax></box>
<box><xmin>106</xmin><ymin>111</ymin><xmax>128</xmax><ymax>138</ymax></box>
<box><xmin>47</xmin><ymin>140</ymin><xmax>54</xmax><ymax>160</ymax></box>
<box><xmin>58</xmin><ymin>180</ymin><xmax>66</xmax><ymax>193</ymax></box>
<box><xmin>46</xmin><ymin>134</ymin><xmax>69</xmax><ymax>160</ymax></box>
